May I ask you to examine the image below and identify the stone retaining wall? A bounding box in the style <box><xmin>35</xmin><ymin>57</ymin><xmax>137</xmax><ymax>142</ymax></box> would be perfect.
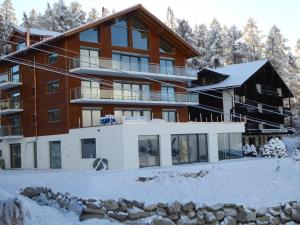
<box><xmin>21</xmin><ymin>187</ymin><xmax>300</xmax><ymax>225</ymax></box>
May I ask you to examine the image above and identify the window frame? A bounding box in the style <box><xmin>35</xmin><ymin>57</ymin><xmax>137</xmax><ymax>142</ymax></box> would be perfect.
<box><xmin>79</xmin><ymin>27</ymin><xmax>99</xmax><ymax>43</ymax></box>
<box><xmin>132</xmin><ymin>19</ymin><xmax>149</xmax><ymax>50</ymax></box>
<box><xmin>81</xmin><ymin>138</ymin><xmax>96</xmax><ymax>159</ymax></box>
<box><xmin>16</xmin><ymin>41</ymin><xmax>26</xmax><ymax>51</ymax></box>
<box><xmin>47</xmin><ymin>80</ymin><xmax>60</xmax><ymax>94</ymax></box>
<box><xmin>111</xmin><ymin>18</ymin><xmax>129</xmax><ymax>47</ymax></box>
<box><xmin>47</xmin><ymin>53</ymin><xmax>59</xmax><ymax>65</ymax></box>
<box><xmin>138</xmin><ymin>135</ymin><xmax>160</xmax><ymax>168</ymax></box>
<box><xmin>47</xmin><ymin>109</ymin><xmax>60</xmax><ymax>123</ymax></box>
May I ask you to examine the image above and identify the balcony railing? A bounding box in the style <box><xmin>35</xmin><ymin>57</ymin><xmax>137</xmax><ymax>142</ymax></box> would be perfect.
<box><xmin>69</xmin><ymin>56</ymin><xmax>198</xmax><ymax>79</ymax></box>
<box><xmin>0</xmin><ymin>97</ymin><xmax>23</xmax><ymax>113</ymax></box>
<box><xmin>0</xmin><ymin>126</ymin><xmax>22</xmax><ymax>138</ymax></box>
<box><xmin>0</xmin><ymin>72</ymin><xmax>22</xmax><ymax>90</ymax></box>
<box><xmin>70</xmin><ymin>87</ymin><xmax>199</xmax><ymax>105</ymax></box>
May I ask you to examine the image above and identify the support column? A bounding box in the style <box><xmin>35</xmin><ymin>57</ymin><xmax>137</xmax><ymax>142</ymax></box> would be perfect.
<box><xmin>208</xmin><ymin>133</ymin><xmax>219</xmax><ymax>162</ymax></box>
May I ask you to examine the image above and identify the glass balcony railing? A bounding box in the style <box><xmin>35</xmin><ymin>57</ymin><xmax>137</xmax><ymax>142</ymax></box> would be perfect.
<box><xmin>0</xmin><ymin>97</ymin><xmax>23</xmax><ymax>111</ymax></box>
<box><xmin>69</xmin><ymin>56</ymin><xmax>198</xmax><ymax>78</ymax></box>
<box><xmin>0</xmin><ymin>72</ymin><xmax>22</xmax><ymax>83</ymax></box>
<box><xmin>0</xmin><ymin>126</ymin><xmax>22</xmax><ymax>138</ymax></box>
<box><xmin>70</xmin><ymin>87</ymin><xmax>199</xmax><ymax>104</ymax></box>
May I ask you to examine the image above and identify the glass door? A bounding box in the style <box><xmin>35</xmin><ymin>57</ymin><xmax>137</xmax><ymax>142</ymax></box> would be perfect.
<box><xmin>80</xmin><ymin>48</ymin><xmax>99</xmax><ymax>67</ymax></box>
<box><xmin>49</xmin><ymin>141</ymin><xmax>61</xmax><ymax>169</ymax></box>
<box><xmin>10</xmin><ymin>143</ymin><xmax>21</xmax><ymax>168</ymax></box>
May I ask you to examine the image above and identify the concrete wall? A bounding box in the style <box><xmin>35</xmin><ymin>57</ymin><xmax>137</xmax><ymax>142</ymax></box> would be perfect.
<box><xmin>0</xmin><ymin>121</ymin><xmax>245</xmax><ymax>170</ymax></box>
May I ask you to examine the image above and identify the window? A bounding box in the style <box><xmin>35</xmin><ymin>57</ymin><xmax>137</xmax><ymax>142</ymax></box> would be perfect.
<box><xmin>49</xmin><ymin>141</ymin><xmax>61</xmax><ymax>169</ymax></box>
<box><xmin>111</xmin><ymin>18</ymin><xmax>128</xmax><ymax>47</ymax></box>
<box><xmin>218</xmin><ymin>133</ymin><xmax>243</xmax><ymax>160</ymax></box>
<box><xmin>16</xmin><ymin>41</ymin><xmax>26</xmax><ymax>51</ymax></box>
<box><xmin>79</xmin><ymin>27</ymin><xmax>99</xmax><ymax>43</ymax></box>
<box><xmin>48</xmin><ymin>109</ymin><xmax>60</xmax><ymax>122</ymax></box>
<box><xmin>132</xmin><ymin>19</ymin><xmax>149</xmax><ymax>50</ymax></box>
<box><xmin>81</xmin><ymin>138</ymin><xmax>96</xmax><ymax>158</ymax></box>
<box><xmin>160</xmin><ymin>59</ymin><xmax>174</xmax><ymax>75</ymax></box>
<box><xmin>112</xmin><ymin>53</ymin><xmax>149</xmax><ymax>72</ymax></box>
<box><xmin>138</xmin><ymin>135</ymin><xmax>160</xmax><ymax>168</ymax></box>
<box><xmin>81</xmin><ymin>80</ymin><xmax>100</xmax><ymax>98</ymax></box>
<box><xmin>113</xmin><ymin>82</ymin><xmax>150</xmax><ymax>101</ymax></box>
<box><xmin>82</xmin><ymin>108</ymin><xmax>101</xmax><ymax>127</ymax></box>
<box><xmin>171</xmin><ymin>134</ymin><xmax>208</xmax><ymax>165</ymax></box>
<box><xmin>47</xmin><ymin>53</ymin><xmax>58</xmax><ymax>64</ymax></box>
<box><xmin>80</xmin><ymin>48</ymin><xmax>99</xmax><ymax>67</ymax></box>
<box><xmin>161</xmin><ymin>86</ymin><xmax>175</xmax><ymax>101</ymax></box>
<box><xmin>162</xmin><ymin>110</ymin><xmax>177</xmax><ymax>122</ymax></box>
<box><xmin>9</xmin><ymin>91</ymin><xmax>21</xmax><ymax>109</ymax></box>
<box><xmin>160</xmin><ymin>39</ymin><xmax>174</xmax><ymax>53</ymax></box>
<box><xmin>33</xmin><ymin>142</ymin><xmax>37</xmax><ymax>168</ymax></box>
<box><xmin>114</xmin><ymin>109</ymin><xmax>151</xmax><ymax>122</ymax></box>
<box><xmin>9</xmin><ymin>65</ymin><xmax>20</xmax><ymax>82</ymax></box>
<box><xmin>47</xmin><ymin>80</ymin><xmax>59</xmax><ymax>93</ymax></box>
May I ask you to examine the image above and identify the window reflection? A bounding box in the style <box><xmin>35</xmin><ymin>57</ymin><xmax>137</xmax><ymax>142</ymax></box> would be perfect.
<box><xmin>139</xmin><ymin>135</ymin><xmax>160</xmax><ymax>168</ymax></box>
<box><xmin>132</xmin><ymin>19</ymin><xmax>149</xmax><ymax>50</ymax></box>
<box><xmin>111</xmin><ymin>18</ymin><xmax>128</xmax><ymax>47</ymax></box>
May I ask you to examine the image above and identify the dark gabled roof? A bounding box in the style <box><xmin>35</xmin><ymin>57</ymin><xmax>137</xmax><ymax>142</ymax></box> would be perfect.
<box><xmin>1</xmin><ymin>4</ymin><xmax>200</xmax><ymax>62</ymax></box>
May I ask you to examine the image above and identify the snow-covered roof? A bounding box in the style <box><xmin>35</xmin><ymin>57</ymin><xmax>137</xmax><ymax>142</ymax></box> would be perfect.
<box><xmin>13</xmin><ymin>26</ymin><xmax>61</xmax><ymax>37</ymax></box>
<box><xmin>190</xmin><ymin>59</ymin><xmax>269</xmax><ymax>91</ymax></box>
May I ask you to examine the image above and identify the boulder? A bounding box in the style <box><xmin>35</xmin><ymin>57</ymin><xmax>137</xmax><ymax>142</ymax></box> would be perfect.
<box><xmin>144</xmin><ymin>203</ymin><xmax>157</xmax><ymax>211</ymax></box>
<box><xmin>167</xmin><ymin>201</ymin><xmax>182</xmax><ymax>214</ymax></box>
<box><xmin>177</xmin><ymin>216</ymin><xmax>197</xmax><ymax>225</ymax></box>
<box><xmin>151</xmin><ymin>217</ymin><xmax>176</xmax><ymax>225</ymax></box>
<box><xmin>222</xmin><ymin>216</ymin><xmax>237</xmax><ymax>225</ymax></box>
<box><xmin>187</xmin><ymin>210</ymin><xmax>196</xmax><ymax>219</ymax></box>
<box><xmin>20</xmin><ymin>187</ymin><xmax>42</xmax><ymax>198</ymax></box>
<box><xmin>128</xmin><ymin>207</ymin><xmax>151</xmax><ymax>219</ymax></box>
<box><xmin>246</xmin><ymin>209</ymin><xmax>256</xmax><ymax>222</ymax></box>
<box><xmin>256</xmin><ymin>215</ymin><xmax>270</xmax><ymax>225</ymax></box>
<box><xmin>132</xmin><ymin>200</ymin><xmax>144</xmax><ymax>209</ymax></box>
<box><xmin>205</xmin><ymin>212</ymin><xmax>217</xmax><ymax>223</ymax></box>
<box><xmin>103</xmin><ymin>199</ymin><xmax>119</xmax><ymax>211</ymax></box>
<box><xmin>168</xmin><ymin>213</ymin><xmax>179</xmax><ymax>221</ymax></box>
<box><xmin>68</xmin><ymin>200</ymin><xmax>83</xmax><ymax>215</ymax></box>
<box><xmin>284</xmin><ymin>203</ymin><xmax>293</xmax><ymax>216</ymax></box>
<box><xmin>107</xmin><ymin>211</ymin><xmax>128</xmax><ymax>221</ymax></box>
<box><xmin>157</xmin><ymin>202</ymin><xmax>168</xmax><ymax>208</ymax></box>
<box><xmin>268</xmin><ymin>207</ymin><xmax>281</xmax><ymax>217</ymax></box>
<box><xmin>292</xmin><ymin>209</ymin><xmax>300</xmax><ymax>223</ymax></box>
<box><xmin>214</xmin><ymin>210</ymin><xmax>225</xmax><ymax>221</ymax></box>
<box><xmin>280</xmin><ymin>212</ymin><xmax>291</xmax><ymax>223</ymax></box>
<box><xmin>182</xmin><ymin>201</ymin><xmax>195</xmax><ymax>212</ymax></box>
<box><xmin>196</xmin><ymin>210</ymin><xmax>205</xmax><ymax>224</ymax></box>
<box><xmin>269</xmin><ymin>215</ymin><xmax>281</xmax><ymax>225</ymax></box>
<box><xmin>156</xmin><ymin>207</ymin><xmax>167</xmax><ymax>217</ymax></box>
<box><xmin>207</xmin><ymin>203</ymin><xmax>224</xmax><ymax>211</ymax></box>
<box><xmin>292</xmin><ymin>202</ymin><xmax>300</xmax><ymax>210</ymax></box>
<box><xmin>84</xmin><ymin>206</ymin><xmax>106</xmax><ymax>214</ymax></box>
<box><xmin>224</xmin><ymin>207</ymin><xmax>237</xmax><ymax>217</ymax></box>
<box><xmin>257</xmin><ymin>207</ymin><xmax>267</xmax><ymax>217</ymax></box>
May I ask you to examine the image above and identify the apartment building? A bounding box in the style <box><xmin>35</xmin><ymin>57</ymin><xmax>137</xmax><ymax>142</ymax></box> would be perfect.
<box><xmin>0</xmin><ymin>4</ymin><xmax>244</xmax><ymax>170</ymax></box>
<box><xmin>189</xmin><ymin>60</ymin><xmax>293</xmax><ymax>150</ymax></box>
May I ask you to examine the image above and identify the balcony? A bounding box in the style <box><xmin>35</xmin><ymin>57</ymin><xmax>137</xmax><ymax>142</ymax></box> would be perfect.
<box><xmin>235</xmin><ymin>101</ymin><xmax>259</xmax><ymax>114</ymax></box>
<box><xmin>0</xmin><ymin>98</ymin><xmax>23</xmax><ymax>115</ymax></box>
<box><xmin>0</xmin><ymin>72</ymin><xmax>22</xmax><ymax>90</ymax></box>
<box><xmin>0</xmin><ymin>126</ymin><xmax>23</xmax><ymax>139</ymax></box>
<box><xmin>69</xmin><ymin>57</ymin><xmax>198</xmax><ymax>81</ymax></box>
<box><xmin>70</xmin><ymin>87</ymin><xmax>199</xmax><ymax>106</ymax></box>
<box><xmin>283</xmin><ymin>107</ymin><xmax>293</xmax><ymax>117</ymax></box>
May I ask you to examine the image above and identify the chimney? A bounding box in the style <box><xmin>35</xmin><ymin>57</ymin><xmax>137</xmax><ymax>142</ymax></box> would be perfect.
<box><xmin>26</xmin><ymin>26</ymin><xmax>30</xmax><ymax>47</ymax></box>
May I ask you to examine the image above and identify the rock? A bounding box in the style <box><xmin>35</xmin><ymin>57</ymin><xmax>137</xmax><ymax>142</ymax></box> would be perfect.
<box><xmin>187</xmin><ymin>210</ymin><xmax>196</xmax><ymax>219</ymax></box>
<box><xmin>205</xmin><ymin>212</ymin><xmax>217</xmax><ymax>223</ymax></box>
<box><xmin>269</xmin><ymin>215</ymin><xmax>281</xmax><ymax>225</ymax></box>
<box><xmin>177</xmin><ymin>216</ymin><xmax>197</xmax><ymax>225</ymax></box>
<box><xmin>268</xmin><ymin>207</ymin><xmax>281</xmax><ymax>216</ymax></box>
<box><xmin>156</xmin><ymin>207</ymin><xmax>167</xmax><ymax>217</ymax></box>
<box><xmin>21</xmin><ymin>187</ymin><xmax>42</xmax><ymax>198</ymax></box>
<box><xmin>80</xmin><ymin>212</ymin><xmax>104</xmax><ymax>221</ymax></box>
<box><xmin>208</xmin><ymin>203</ymin><xmax>224</xmax><ymax>211</ymax></box>
<box><xmin>246</xmin><ymin>209</ymin><xmax>256</xmax><ymax>222</ymax></box>
<box><xmin>87</xmin><ymin>198</ymin><xmax>97</xmax><ymax>202</ymax></box>
<box><xmin>86</xmin><ymin>201</ymin><xmax>101</xmax><ymax>209</ymax></box>
<box><xmin>292</xmin><ymin>209</ymin><xmax>300</xmax><ymax>223</ymax></box>
<box><xmin>196</xmin><ymin>210</ymin><xmax>205</xmax><ymax>224</ymax></box>
<box><xmin>132</xmin><ymin>200</ymin><xmax>144</xmax><ymax>209</ymax></box>
<box><xmin>257</xmin><ymin>207</ymin><xmax>267</xmax><ymax>217</ymax></box>
<box><xmin>103</xmin><ymin>199</ymin><xmax>119</xmax><ymax>211</ymax></box>
<box><xmin>280</xmin><ymin>212</ymin><xmax>292</xmax><ymax>223</ymax></box>
<box><xmin>107</xmin><ymin>211</ymin><xmax>128</xmax><ymax>221</ymax></box>
<box><xmin>128</xmin><ymin>207</ymin><xmax>151</xmax><ymax>219</ymax></box>
<box><xmin>257</xmin><ymin>215</ymin><xmax>270</xmax><ymax>225</ymax></box>
<box><xmin>151</xmin><ymin>217</ymin><xmax>176</xmax><ymax>225</ymax></box>
<box><xmin>84</xmin><ymin>206</ymin><xmax>106</xmax><ymax>214</ymax></box>
<box><xmin>224</xmin><ymin>207</ymin><xmax>237</xmax><ymax>217</ymax></box>
<box><xmin>167</xmin><ymin>201</ymin><xmax>182</xmax><ymax>214</ymax></box>
<box><xmin>68</xmin><ymin>200</ymin><xmax>83</xmax><ymax>215</ymax></box>
<box><xmin>236</xmin><ymin>208</ymin><xmax>247</xmax><ymax>223</ymax></box>
<box><xmin>157</xmin><ymin>202</ymin><xmax>168</xmax><ymax>208</ymax></box>
<box><xmin>144</xmin><ymin>203</ymin><xmax>157</xmax><ymax>211</ymax></box>
<box><xmin>292</xmin><ymin>202</ymin><xmax>300</xmax><ymax>210</ymax></box>
<box><xmin>222</xmin><ymin>216</ymin><xmax>237</xmax><ymax>225</ymax></box>
<box><xmin>284</xmin><ymin>203</ymin><xmax>293</xmax><ymax>216</ymax></box>
<box><xmin>168</xmin><ymin>213</ymin><xmax>179</xmax><ymax>221</ymax></box>
<box><xmin>182</xmin><ymin>201</ymin><xmax>195</xmax><ymax>212</ymax></box>
<box><xmin>214</xmin><ymin>210</ymin><xmax>225</xmax><ymax>220</ymax></box>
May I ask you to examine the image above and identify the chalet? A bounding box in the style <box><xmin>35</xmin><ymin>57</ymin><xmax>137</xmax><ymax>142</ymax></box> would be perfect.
<box><xmin>0</xmin><ymin>4</ymin><xmax>244</xmax><ymax>170</ymax></box>
<box><xmin>189</xmin><ymin>60</ymin><xmax>293</xmax><ymax>150</ymax></box>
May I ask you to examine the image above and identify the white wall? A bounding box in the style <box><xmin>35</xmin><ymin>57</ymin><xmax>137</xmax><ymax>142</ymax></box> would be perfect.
<box><xmin>0</xmin><ymin>121</ymin><xmax>245</xmax><ymax>170</ymax></box>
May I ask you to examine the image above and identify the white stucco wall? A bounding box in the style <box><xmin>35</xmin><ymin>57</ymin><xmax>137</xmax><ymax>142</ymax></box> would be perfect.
<box><xmin>0</xmin><ymin>121</ymin><xmax>244</xmax><ymax>170</ymax></box>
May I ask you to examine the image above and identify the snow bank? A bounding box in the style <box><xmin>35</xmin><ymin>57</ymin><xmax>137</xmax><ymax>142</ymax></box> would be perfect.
<box><xmin>261</xmin><ymin>138</ymin><xmax>288</xmax><ymax>158</ymax></box>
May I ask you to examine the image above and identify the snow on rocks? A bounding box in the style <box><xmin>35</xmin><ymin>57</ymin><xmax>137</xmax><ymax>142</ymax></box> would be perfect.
<box><xmin>261</xmin><ymin>138</ymin><xmax>288</xmax><ymax>158</ymax></box>
<box><xmin>19</xmin><ymin>187</ymin><xmax>300</xmax><ymax>225</ymax></box>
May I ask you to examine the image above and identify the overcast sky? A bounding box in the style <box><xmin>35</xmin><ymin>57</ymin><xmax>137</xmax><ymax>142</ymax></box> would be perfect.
<box><xmin>10</xmin><ymin>0</ymin><xmax>300</xmax><ymax>50</ymax></box>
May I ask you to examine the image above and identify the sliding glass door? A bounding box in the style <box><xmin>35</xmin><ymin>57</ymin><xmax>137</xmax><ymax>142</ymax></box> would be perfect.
<box><xmin>49</xmin><ymin>141</ymin><xmax>61</xmax><ymax>169</ymax></box>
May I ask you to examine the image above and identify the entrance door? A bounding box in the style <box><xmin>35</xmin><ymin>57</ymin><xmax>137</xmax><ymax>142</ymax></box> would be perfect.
<box><xmin>49</xmin><ymin>141</ymin><xmax>61</xmax><ymax>169</ymax></box>
<box><xmin>10</xmin><ymin>143</ymin><xmax>21</xmax><ymax>168</ymax></box>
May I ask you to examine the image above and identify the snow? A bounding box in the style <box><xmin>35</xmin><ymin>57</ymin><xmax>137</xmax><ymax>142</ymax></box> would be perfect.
<box><xmin>190</xmin><ymin>59</ymin><xmax>268</xmax><ymax>91</ymax></box>
<box><xmin>14</xmin><ymin>26</ymin><xmax>61</xmax><ymax>37</ymax></box>
<box><xmin>261</xmin><ymin>138</ymin><xmax>288</xmax><ymax>158</ymax></box>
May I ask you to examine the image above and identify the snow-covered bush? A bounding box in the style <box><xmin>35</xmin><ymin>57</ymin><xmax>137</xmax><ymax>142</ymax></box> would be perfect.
<box><xmin>242</xmin><ymin>144</ymin><xmax>257</xmax><ymax>157</ymax></box>
<box><xmin>292</xmin><ymin>148</ymin><xmax>300</xmax><ymax>161</ymax></box>
<box><xmin>0</xmin><ymin>197</ymin><xmax>30</xmax><ymax>225</ymax></box>
<box><xmin>260</xmin><ymin>138</ymin><xmax>288</xmax><ymax>158</ymax></box>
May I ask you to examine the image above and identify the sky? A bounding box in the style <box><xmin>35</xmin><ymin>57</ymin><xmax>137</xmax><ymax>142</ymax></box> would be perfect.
<box><xmin>10</xmin><ymin>0</ymin><xmax>300</xmax><ymax>50</ymax></box>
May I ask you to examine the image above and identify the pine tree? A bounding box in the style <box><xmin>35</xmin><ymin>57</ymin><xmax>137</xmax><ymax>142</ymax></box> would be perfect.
<box><xmin>51</xmin><ymin>0</ymin><xmax>72</xmax><ymax>32</ymax></box>
<box><xmin>41</xmin><ymin>3</ymin><xmax>56</xmax><ymax>31</ymax></box>
<box><xmin>101</xmin><ymin>7</ymin><xmax>109</xmax><ymax>17</ymax></box>
<box><xmin>296</xmin><ymin>39</ymin><xmax>300</xmax><ymax>68</ymax></box>
<box><xmin>22</xmin><ymin>9</ymin><xmax>44</xmax><ymax>29</ymax></box>
<box><xmin>243</xmin><ymin>18</ymin><xmax>263</xmax><ymax>61</ymax></box>
<box><xmin>175</xmin><ymin>18</ymin><xmax>195</xmax><ymax>45</ymax></box>
<box><xmin>166</xmin><ymin>6</ymin><xmax>176</xmax><ymax>31</ymax></box>
<box><xmin>205</xmin><ymin>18</ymin><xmax>224</xmax><ymax>68</ymax></box>
<box><xmin>192</xmin><ymin>24</ymin><xmax>208</xmax><ymax>68</ymax></box>
<box><xmin>69</xmin><ymin>1</ymin><xmax>86</xmax><ymax>28</ymax></box>
<box><xmin>87</xmin><ymin>8</ymin><xmax>100</xmax><ymax>22</ymax></box>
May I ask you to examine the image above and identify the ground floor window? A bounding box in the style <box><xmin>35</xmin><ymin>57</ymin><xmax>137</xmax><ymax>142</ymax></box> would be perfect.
<box><xmin>33</xmin><ymin>142</ymin><xmax>37</xmax><ymax>168</ymax></box>
<box><xmin>49</xmin><ymin>141</ymin><xmax>61</xmax><ymax>169</ymax></box>
<box><xmin>162</xmin><ymin>110</ymin><xmax>177</xmax><ymax>122</ymax></box>
<box><xmin>171</xmin><ymin>134</ymin><xmax>208</xmax><ymax>164</ymax></box>
<box><xmin>81</xmin><ymin>138</ymin><xmax>96</xmax><ymax>158</ymax></box>
<box><xmin>218</xmin><ymin>133</ymin><xmax>242</xmax><ymax>160</ymax></box>
<box><xmin>138</xmin><ymin>135</ymin><xmax>160</xmax><ymax>168</ymax></box>
<box><xmin>114</xmin><ymin>109</ymin><xmax>151</xmax><ymax>122</ymax></box>
<box><xmin>10</xmin><ymin>143</ymin><xmax>21</xmax><ymax>168</ymax></box>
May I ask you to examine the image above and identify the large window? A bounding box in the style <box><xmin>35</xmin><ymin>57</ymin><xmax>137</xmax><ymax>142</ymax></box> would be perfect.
<box><xmin>81</xmin><ymin>80</ymin><xmax>100</xmax><ymax>98</ymax></box>
<box><xmin>79</xmin><ymin>27</ymin><xmax>99</xmax><ymax>43</ymax></box>
<box><xmin>171</xmin><ymin>134</ymin><xmax>208</xmax><ymax>164</ymax></box>
<box><xmin>112</xmin><ymin>53</ymin><xmax>149</xmax><ymax>72</ymax></box>
<box><xmin>47</xmin><ymin>53</ymin><xmax>59</xmax><ymax>64</ymax></box>
<box><xmin>161</xmin><ymin>86</ymin><xmax>175</xmax><ymax>102</ymax></box>
<box><xmin>9</xmin><ymin>65</ymin><xmax>20</xmax><ymax>82</ymax></box>
<box><xmin>160</xmin><ymin>39</ymin><xmax>174</xmax><ymax>53</ymax></box>
<box><xmin>111</xmin><ymin>18</ymin><xmax>128</xmax><ymax>47</ymax></box>
<box><xmin>81</xmin><ymin>138</ymin><xmax>96</xmax><ymax>158</ymax></box>
<box><xmin>132</xmin><ymin>19</ymin><xmax>149</xmax><ymax>50</ymax></box>
<box><xmin>9</xmin><ymin>91</ymin><xmax>21</xmax><ymax>109</ymax></box>
<box><xmin>16</xmin><ymin>41</ymin><xmax>26</xmax><ymax>51</ymax></box>
<box><xmin>80</xmin><ymin>48</ymin><xmax>99</xmax><ymax>67</ymax></box>
<box><xmin>48</xmin><ymin>109</ymin><xmax>60</xmax><ymax>122</ymax></box>
<box><xmin>47</xmin><ymin>80</ymin><xmax>60</xmax><ymax>93</ymax></box>
<box><xmin>218</xmin><ymin>133</ymin><xmax>243</xmax><ymax>160</ymax></box>
<box><xmin>114</xmin><ymin>109</ymin><xmax>151</xmax><ymax>122</ymax></box>
<box><xmin>82</xmin><ymin>108</ymin><xmax>101</xmax><ymax>127</ymax></box>
<box><xmin>162</xmin><ymin>110</ymin><xmax>177</xmax><ymax>122</ymax></box>
<box><xmin>160</xmin><ymin>59</ymin><xmax>175</xmax><ymax>75</ymax></box>
<box><xmin>138</xmin><ymin>135</ymin><xmax>160</xmax><ymax>168</ymax></box>
<box><xmin>113</xmin><ymin>82</ymin><xmax>150</xmax><ymax>101</ymax></box>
